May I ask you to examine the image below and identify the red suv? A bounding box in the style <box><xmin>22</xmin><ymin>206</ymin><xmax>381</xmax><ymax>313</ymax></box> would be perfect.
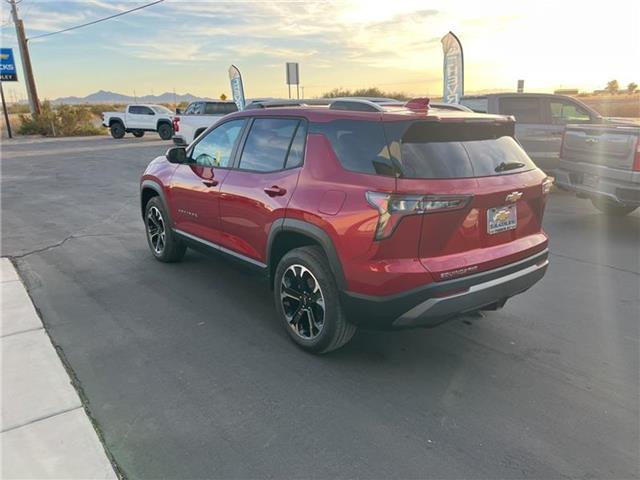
<box><xmin>140</xmin><ymin>98</ymin><xmax>551</xmax><ymax>353</ymax></box>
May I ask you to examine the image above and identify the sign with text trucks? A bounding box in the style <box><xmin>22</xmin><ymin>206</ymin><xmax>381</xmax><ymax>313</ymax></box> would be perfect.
<box><xmin>0</xmin><ymin>48</ymin><xmax>18</xmax><ymax>81</ymax></box>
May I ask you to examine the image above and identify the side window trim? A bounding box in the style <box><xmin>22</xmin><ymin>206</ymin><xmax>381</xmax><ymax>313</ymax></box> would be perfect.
<box><xmin>232</xmin><ymin>116</ymin><xmax>307</xmax><ymax>173</ymax></box>
<box><xmin>186</xmin><ymin>117</ymin><xmax>249</xmax><ymax>169</ymax></box>
<box><xmin>284</xmin><ymin>120</ymin><xmax>308</xmax><ymax>169</ymax></box>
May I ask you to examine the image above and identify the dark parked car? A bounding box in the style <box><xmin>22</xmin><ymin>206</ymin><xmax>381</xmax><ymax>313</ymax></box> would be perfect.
<box><xmin>460</xmin><ymin>93</ymin><xmax>603</xmax><ymax>172</ymax></box>
<box><xmin>140</xmin><ymin>98</ymin><xmax>551</xmax><ymax>353</ymax></box>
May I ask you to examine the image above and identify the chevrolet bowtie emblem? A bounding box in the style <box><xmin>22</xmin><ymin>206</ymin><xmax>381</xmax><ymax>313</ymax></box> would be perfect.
<box><xmin>493</xmin><ymin>210</ymin><xmax>511</xmax><ymax>222</ymax></box>
<box><xmin>505</xmin><ymin>191</ymin><xmax>523</xmax><ymax>203</ymax></box>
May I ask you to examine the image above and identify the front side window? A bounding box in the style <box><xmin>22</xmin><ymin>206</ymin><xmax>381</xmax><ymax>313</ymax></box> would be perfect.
<box><xmin>499</xmin><ymin>97</ymin><xmax>543</xmax><ymax>124</ymax></box>
<box><xmin>190</xmin><ymin>119</ymin><xmax>245</xmax><ymax>168</ymax></box>
<box><xmin>238</xmin><ymin>118</ymin><xmax>300</xmax><ymax>172</ymax></box>
<box><xmin>549</xmin><ymin>100</ymin><xmax>591</xmax><ymax>124</ymax></box>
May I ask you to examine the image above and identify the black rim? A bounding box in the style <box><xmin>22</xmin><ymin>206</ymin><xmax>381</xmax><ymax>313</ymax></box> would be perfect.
<box><xmin>146</xmin><ymin>206</ymin><xmax>166</xmax><ymax>254</ymax></box>
<box><xmin>280</xmin><ymin>264</ymin><xmax>325</xmax><ymax>340</ymax></box>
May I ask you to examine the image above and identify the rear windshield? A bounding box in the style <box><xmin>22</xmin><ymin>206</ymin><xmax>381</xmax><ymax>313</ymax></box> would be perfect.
<box><xmin>312</xmin><ymin>119</ymin><xmax>535</xmax><ymax>179</ymax></box>
<box><xmin>204</xmin><ymin>103</ymin><xmax>238</xmax><ymax>115</ymax></box>
<box><xmin>392</xmin><ymin>121</ymin><xmax>536</xmax><ymax>179</ymax></box>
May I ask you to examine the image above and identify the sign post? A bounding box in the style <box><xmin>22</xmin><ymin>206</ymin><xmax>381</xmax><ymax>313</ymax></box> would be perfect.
<box><xmin>0</xmin><ymin>48</ymin><xmax>18</xmax><ymax>139</ymax></box>
<box><xmin>286</xmin><ymin>63</ymin><xmax>300</xmax><ymax>99</ymax></box>
<box><xmin>517</xmin><ymin>79</ymin><xmax>525</xmax><ymax>93</ymax></box>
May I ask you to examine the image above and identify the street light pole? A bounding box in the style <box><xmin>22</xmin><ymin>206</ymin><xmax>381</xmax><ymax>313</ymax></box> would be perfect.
<box><xmin>9</xmin><ymin>0</ymin><xmax>40</xmax><ymax>115</ymax></box>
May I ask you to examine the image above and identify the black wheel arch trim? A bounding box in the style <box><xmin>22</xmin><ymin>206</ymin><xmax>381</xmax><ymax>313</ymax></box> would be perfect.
<box><xmin>267</xmin><ymin>218</ymin><xmax>347</xmax><ymax>289</ymax></box>
<box><xmin>140</xmin><ymin>180</ymin><xmax>173</xmax><ymax>226</ymax></box>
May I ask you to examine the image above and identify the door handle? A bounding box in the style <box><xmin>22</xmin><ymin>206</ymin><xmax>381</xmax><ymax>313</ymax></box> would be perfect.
<box><xmin>264</xmin><ymin>185</ymin><xmax>287</xmax><ymax>197</ymax></box>
<box><xmin>202</xmin><ymin>179</ymin><xmax>218</xmax><ymax>188</ymax></box>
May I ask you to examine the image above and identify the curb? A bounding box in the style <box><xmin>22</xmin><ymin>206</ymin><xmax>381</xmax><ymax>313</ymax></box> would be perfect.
<box><xmin>1</xmin><ymin>258</ymin><xmax>118</xmax><ymax>479</ymax></box>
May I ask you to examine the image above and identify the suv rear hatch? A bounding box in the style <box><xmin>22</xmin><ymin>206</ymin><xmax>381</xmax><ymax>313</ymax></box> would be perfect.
<box><xmin>383</xmin><ymin>119</ymin><xmax>549</xmax><ymax>280</ymax></box>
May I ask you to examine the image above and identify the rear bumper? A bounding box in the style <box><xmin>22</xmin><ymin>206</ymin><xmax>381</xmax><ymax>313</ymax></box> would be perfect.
<box><xmin>555</xmin><ymin>160</ymin><xmax>640</xmax><ymax>206</ymax></box>
<box><xmin>341</xmin><ymin>248</ymin><xmax>549</xmax><ymax>329</ymax></box>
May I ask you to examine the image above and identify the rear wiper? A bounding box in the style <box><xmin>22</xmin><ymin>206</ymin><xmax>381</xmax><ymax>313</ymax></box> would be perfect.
<box><xmin>495</xmin><ymin>161</ymin><xmax>526</xmax><ymax>172</ymax></box>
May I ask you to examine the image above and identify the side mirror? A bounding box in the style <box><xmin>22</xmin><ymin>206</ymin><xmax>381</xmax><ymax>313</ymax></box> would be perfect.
<box><xmin>176</xmin><ymin>108</ymin><xmax>182</xmax><ymax>114</ymax></box>
<box><xmin>166</xmin><ymin>147</ymin><xmax>187</xmax><ymax>164</ymax></box>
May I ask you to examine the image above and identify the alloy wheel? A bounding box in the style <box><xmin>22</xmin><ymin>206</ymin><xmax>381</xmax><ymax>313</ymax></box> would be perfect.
<box><xmin>146</xmin><ymin>206</ymin><xmax>166</xmax><ymax>254</ymax></box>
<box><xmin>280</xmin><ymin>264</ymin><xmax>325</xmax><ymax>340</ymax></box>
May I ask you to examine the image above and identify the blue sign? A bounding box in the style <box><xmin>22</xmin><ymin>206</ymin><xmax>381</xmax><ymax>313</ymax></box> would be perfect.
<box><xmin>228</xmin><ymin>64</ymin><xmax>245</xmax><ymax>111</ymax></box>
<box><xmin>0</xmin><ymin>48</ymin><xmax>18</xmax><ymax>82</ymax></box>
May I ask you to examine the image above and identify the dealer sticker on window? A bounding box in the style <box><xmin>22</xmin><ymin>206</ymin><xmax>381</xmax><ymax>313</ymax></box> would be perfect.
<box><xmin>487</xmin><ymin>205</ymin><xmax>517</xmax><ymax>234</ymax></box>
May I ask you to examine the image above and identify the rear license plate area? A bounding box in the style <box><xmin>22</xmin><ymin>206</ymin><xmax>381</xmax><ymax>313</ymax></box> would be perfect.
<box><xmin>582</xmin><ymin>173</ymin><xmax>599</xmax><ymax>188</ymax></box>
<box><xmin>487</xmin><ymin>205</ymin><xmax>517</xmax><ymax>234</ymax></box>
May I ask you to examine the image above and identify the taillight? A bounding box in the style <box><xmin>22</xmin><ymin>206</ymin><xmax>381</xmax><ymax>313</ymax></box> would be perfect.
<box><xmin>542</xmin><ymin>176</ymin><xmax>554</xmax><ymax>195</ymax></box>
<box><xmin>172</xmin><ymin>116</ymin><xmax>180</xmax><ymax>132</ymax></box>
<box><xmin>633</xmin><ymin>139</ymin><xmax>640</xmax><ymax>172</ymax></box>
<box><xmin>366</xmin><ymin>191</ymin><xmax>472</xmax><ymax>240</ymax></box>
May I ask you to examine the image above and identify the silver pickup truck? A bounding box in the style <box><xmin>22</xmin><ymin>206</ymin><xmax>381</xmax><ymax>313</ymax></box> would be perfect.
<box><xmin>460</xmin><ymin>93</ymin><xmax>605</xmax><ymax>173</ymax></box>
<box><xmin>555</xmin><ymin>124</ymin><xmax>640</xmax><ymax>216</ymax></box>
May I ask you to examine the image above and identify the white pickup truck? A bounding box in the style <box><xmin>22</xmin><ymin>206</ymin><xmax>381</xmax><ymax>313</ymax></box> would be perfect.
<box><xmin>171</xmin><ymin>101</ymin><xmax>237</xmax><ymax>145</ymax></box>
<box><xmin>102</xmin><ymin>104</ymin><xmax>175</xmax><ymax>140</ymax></box>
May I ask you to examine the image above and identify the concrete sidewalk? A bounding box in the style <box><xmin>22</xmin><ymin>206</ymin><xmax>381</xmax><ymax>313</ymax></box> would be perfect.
<box><xmin>1</xmin><ymin>258</ymin><xmax>117</xmax><ymax>479</ymax></box>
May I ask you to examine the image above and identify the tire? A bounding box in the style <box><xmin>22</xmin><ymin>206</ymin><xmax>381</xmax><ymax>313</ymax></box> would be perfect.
<box><xmin>274</xmin><ymin>246</ymin><xmax>356</xmax><ymax>353</ymax></box>
<box><xmin>144</xmin><ymin>196</ymin><xmax>186</xmax><ymax>262</ymax></box>
<box><xmin>158</xmin><ymin>123</ymin><xmax>173</xmax><ymax>141</ymax></box>
<box><xmin>590</xmin><ymin>197</ymin><xmax>638</xmax><ymax>216</ymax></box>
<box><xmin>110</xmin><ymin>122</ymin><xmax>125</xmax><ymax>139</ymax></box>
<box><xmin>132</xmin><ymin>130</ymin><xmax>145</xmax><ymax>138</ymax></box>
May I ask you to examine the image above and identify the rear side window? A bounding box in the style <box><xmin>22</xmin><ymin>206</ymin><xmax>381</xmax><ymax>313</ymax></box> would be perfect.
<box><xmin>386</xmin><ymin>121</ymin><xmax>536</xmax><ymax>179</ymax></box>
<box><xmin>549</xmin><ymin>100</ymin><xmax>591</xmax><ymax>124</ymax></box>
<box><xmin>222</xmin><ymin>103</ymin><xmax>238</xmax><ymax>114</ymax></box>
<box><xmin>311</xmin><ymin>120</ymin><xmax>396</xmax><ymax>176</ymax></box>
<box><xmin>238</xmin><ymin>118</ymin><xmax>301</xmax><ymax>172</ymax></box>
<box><xmin>499</xmin><ymin>97</ymin><xmax>543</xmax><ymax>123</ymax></box>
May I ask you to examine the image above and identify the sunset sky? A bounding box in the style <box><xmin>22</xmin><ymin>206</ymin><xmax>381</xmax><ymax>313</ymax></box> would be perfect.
<box><xmin>1</xmin><ymin>0</ymin><xmax>639</xmax><ymax>102</ymax></box>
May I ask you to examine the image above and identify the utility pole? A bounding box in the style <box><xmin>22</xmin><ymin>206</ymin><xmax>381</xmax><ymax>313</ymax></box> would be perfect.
<box><xmin>9</xmin><ymin>0</ymin><xmax>40</xmax><ymax>115</ymax></box>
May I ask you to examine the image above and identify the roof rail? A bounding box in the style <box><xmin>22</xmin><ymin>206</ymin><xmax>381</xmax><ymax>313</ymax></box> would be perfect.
<box><xmin>245</xmin><ymin>99</ymin><xmax>308</xmax><ymax>110</ymax></box>
<box><xmin>329</xmin><ymin>98</ymin><xmax>386</xmax><ymax>112</ymax></box>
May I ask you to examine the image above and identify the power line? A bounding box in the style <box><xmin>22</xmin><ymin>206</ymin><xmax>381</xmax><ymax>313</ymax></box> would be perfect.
<box><xmin>28</xmin><ymin>0</ymin><xmax>164</xmax><ymax>41</ymax></box>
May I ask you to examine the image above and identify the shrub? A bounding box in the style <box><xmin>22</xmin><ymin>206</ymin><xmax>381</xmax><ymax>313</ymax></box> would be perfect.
<box><xmin>18</xmin><ymin>101</ymin><xmax>103</xmax><ymax>136</ymax></box>
<box><xmin>321</xmin><ymin>87</ymin><xmax>410</xmax><ymax>100</ymax></box>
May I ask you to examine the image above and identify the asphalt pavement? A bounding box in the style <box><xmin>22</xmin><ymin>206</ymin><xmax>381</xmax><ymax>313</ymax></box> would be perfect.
<box><xmin>2</xmin><ymin>135</ymin><xmax>638</xmax><ymax>479</ymax></box>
